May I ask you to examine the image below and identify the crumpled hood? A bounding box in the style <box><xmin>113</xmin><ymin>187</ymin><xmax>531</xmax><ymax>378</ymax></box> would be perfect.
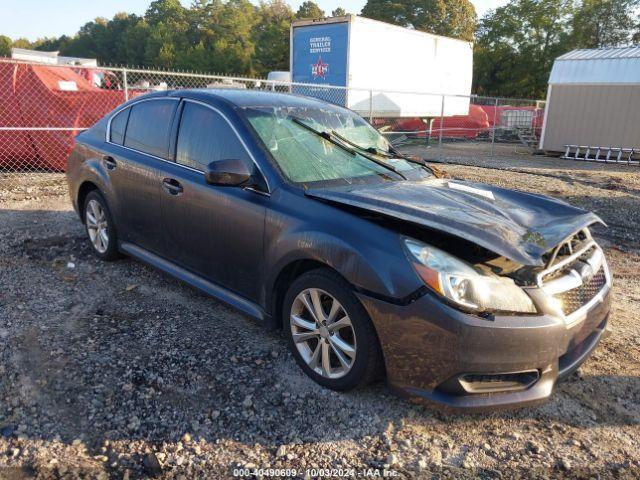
<box><xmin>306</xmin><ymin>178</ymin><xmax>603</xmax><ymax>266</ymax></box>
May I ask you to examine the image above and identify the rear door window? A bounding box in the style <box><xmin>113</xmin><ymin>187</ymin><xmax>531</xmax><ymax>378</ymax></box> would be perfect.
<box><xmin>124</xmin><ymin>99</ymin><xmax>177</xmax><ymax>159</ymax></box>
<box><xmin>176</xmin><ymin>102</ymin><xmax>250</xmax><ymax>171</ymax></box>
<box><xmin>109</xmin><ymin>107</ymin><xmax>130</xmax><ymax>145</ymax></box>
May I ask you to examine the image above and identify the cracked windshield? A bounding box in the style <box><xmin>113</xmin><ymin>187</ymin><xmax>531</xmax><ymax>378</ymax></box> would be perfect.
<box><xmin>244</xmin><ymin>105</ymin><xmax>430</xmax><ymax>186</ymax></box>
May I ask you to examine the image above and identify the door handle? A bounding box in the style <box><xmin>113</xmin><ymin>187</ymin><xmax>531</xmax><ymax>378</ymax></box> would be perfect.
<box><xmin>162</xmin><ymin>178</ymin><xmax>183</xmax><ymax>195</ymax></box>
<box><xmin>103</xmin><ymin>155</ymin><xmax>117</xmax><ymax>170</ymax></box>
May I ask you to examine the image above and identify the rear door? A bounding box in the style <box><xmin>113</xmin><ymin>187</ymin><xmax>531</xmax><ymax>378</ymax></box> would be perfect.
<box><xmin>105</xmin><ymin>98</ymin><xmax>179</xmax><ymax>254</ymax></box>
<box><xmin>158</xmin><ymin>100</ymin><xmax>268</xmax><ymax>301</ymax></box>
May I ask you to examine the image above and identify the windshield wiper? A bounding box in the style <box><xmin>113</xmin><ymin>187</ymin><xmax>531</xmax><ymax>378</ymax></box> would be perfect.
<box><xmin>291</xmin><ymin>117</ymin><xmax>406</xmax><ymax>180</ymax></box>
<box><xmin>291</xmin><ymin>117</ymin><xmax>356</xmax><ymax>156</ymax></box>
<box><xmin>330</xmin><ymin>129</ymin><xmax>435</xmax><ymax>176</ymax></box>
<box><xmin>331</xmin><ymin>130</ymin><xmax>435</xmax><ymax>175</ymax></box>
<box><xmin>330</xmin><ymin>130</ymin><xmax>394</xmax><ymax>158</ymax></box>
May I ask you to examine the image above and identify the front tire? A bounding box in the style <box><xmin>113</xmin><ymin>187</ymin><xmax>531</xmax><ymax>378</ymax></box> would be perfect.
<box><xmin>283</xmin><ymin>268</ymin><xmax>383</xmax><ymax>391</ymax></box>
<box><xmin>83</xmin><ymin>190</ymin><xmax>120</xmax><ymax>261</ymax></box>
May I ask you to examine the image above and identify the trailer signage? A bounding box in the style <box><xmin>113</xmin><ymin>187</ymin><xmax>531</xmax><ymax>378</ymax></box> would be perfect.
<box><xmin>309</xmin><ymin>36</ymin><xmax>332</xmax><ymax>54</ymax></box>
<box><xmin>292</xmin><ymin>22</ymin><xmax>348</xmax><ymax>93</ymax></box>
<box><xmin>311</xmin><ymin>57</ymin><xmax>328</xmax><ymax>79</ymax></box>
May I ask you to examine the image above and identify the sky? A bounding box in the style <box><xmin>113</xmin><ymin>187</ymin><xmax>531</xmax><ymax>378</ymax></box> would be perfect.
<box><xmin>1</xmin><ymin>0</ymin><xmax>509</xmax><ymax>42</ymax></box>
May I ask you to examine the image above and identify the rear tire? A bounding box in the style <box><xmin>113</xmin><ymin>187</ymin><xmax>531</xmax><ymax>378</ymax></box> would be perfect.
<box><xmin>83</xmin><ymin>190</ymin><xmax>120</xmax><ymax>261</ymax></box>
<box><xmin>283</xmin><ymin>268</ymin><xmax>383</xmax><ymax>391</ymax></box>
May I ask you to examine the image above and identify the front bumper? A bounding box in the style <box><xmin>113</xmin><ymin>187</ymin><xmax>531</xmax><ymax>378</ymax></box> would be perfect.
<box><xmin>357</xmin><ymin>285</ymin><xmax>611</xmax><ymax>411</ymax></box>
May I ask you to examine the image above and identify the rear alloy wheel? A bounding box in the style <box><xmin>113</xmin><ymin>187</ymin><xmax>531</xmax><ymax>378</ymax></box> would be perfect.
<box><xmin>284</xmin><ymin>269</ymin><xmax>382</xmax><ymax>391</ymax></box>
<box><xmin>83</xmin><ymin>190</ymin><xmax>120</xmax><ymax>261</ymax></box>
<box><xmin>86</xmin><ymin>199</ymin><xmax>109</xmax><ymax>254</ymax></box>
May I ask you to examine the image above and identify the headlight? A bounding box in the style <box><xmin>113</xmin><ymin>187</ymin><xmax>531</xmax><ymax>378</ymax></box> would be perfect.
<box><xmin>403</xmin><ymin>238</ymin><xmax>536</xmax><ymax>314</ymax></box>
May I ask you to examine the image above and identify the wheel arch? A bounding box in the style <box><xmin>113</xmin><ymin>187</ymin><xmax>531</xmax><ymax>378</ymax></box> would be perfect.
<box><xmin>264</xmin><ymin>227</ymin><xmax>422</xmax><ymax>325</ymax></box>
<box><xmin>269</xmin><ymin>259</ymin><xmax>342</xmax><ymax>329</ymax></box>
<box><xmin>77</xmin><ymin>181</ymin><xmax>100</xmax><ymax>223</ymax></box>
<box><xmin>69</xmin><ymin>152</ymin><xmax>117</xmax><ymax>221</ymax></box>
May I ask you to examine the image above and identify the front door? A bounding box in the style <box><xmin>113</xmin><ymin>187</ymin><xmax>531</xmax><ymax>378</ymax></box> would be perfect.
<box><xmin>159</xmin><ymin>100</ymin><xmax>268</xmax><ymax>302</ymax></box>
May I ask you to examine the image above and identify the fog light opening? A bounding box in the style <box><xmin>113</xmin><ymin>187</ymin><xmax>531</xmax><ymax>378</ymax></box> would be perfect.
<box><xmin>458</xmin><ymin>370</ymin><xmax>540</xmax><ymax>394</ymax></box>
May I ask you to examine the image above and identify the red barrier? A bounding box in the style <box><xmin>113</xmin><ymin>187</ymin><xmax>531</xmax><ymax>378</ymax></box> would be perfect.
<box><xmin>0</xmin><ymin>64</ymin><xmax>39</xmax><ymax>168</ymax></box>
<box><xmin>432</xmin><ymin>104</ymin><xmax>490</xmax><ymax>139</ymax></box>
<box><xmin>0</xmin><ymin>62</ymin><xmax>126</xmax><ymax>171</ymax></box>
<box><xmin>393</xmin><ymin>104</ymin><xmax>490</xmax><ymax>139</ymax></box>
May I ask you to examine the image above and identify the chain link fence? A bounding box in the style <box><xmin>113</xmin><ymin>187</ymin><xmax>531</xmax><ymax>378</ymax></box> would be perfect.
<box><xmin>0</xmin><ymin>59</ymin><xmax>545</xmax><ymax>197</ymax></box>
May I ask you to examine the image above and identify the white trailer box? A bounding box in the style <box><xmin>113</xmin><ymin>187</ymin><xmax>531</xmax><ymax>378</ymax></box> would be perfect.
<box><xmin>290</xmin><ymin>15</ymin><xmax>473</xmax><ymax>117</ymax></box>
<box><xmin>11</xmin><ymin>48</ymin><xmax>98</xmax><ymax>67</ymax></box>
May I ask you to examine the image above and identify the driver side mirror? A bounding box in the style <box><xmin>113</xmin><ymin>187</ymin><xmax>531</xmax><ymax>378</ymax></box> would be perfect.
<box><xmin>204</xmin><ymin>159</ymin><xmax>252</xmax><ymax>186</ymax></box>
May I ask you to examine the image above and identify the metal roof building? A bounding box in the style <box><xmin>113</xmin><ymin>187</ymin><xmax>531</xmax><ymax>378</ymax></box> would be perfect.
<box><xmin>540</xmin><ymin>46</ymin><xmax>640</xmax><ymax>153</ymax></box>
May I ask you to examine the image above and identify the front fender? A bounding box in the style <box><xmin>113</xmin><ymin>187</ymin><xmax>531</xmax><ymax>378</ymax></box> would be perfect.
<box><xmin>266</xmin><ymin>230</ymin><xmax>393</xmax><ymax>295</ymax></box>
<box><xmin>263</xmin><ymin>190</ymin><xmax>425</xmax><ymax>313</ymax></box>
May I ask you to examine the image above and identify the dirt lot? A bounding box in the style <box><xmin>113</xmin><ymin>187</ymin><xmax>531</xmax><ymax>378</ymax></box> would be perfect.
<box><xmin>1</xmin><ymin>153</ymin><xmax>639</xmax><ymax>479</ymax></box>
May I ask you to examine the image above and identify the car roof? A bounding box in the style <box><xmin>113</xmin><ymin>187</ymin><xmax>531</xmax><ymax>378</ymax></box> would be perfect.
<box><xmin>171</xmin><ymin>88</ymin><xmax>345</xmax><ymax>111</ymax></box>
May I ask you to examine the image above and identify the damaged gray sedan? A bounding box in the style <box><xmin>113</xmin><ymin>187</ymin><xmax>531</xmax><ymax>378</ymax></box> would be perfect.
<box><xmin>66</xmin><ymin>89</ymin><xmax>611</xmax><ymax>410</ymax></box>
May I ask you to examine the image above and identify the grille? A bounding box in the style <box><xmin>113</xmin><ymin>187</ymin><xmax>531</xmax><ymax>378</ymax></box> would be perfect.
<box><xmin>554</xmin><ymin>267</ymin><xmax>607</xmax><ymax>315</ymax></box>
<box><xmin>543</xmin><ymin>228</ymin><xmax>591</xmax><ymax>272</ymax></box>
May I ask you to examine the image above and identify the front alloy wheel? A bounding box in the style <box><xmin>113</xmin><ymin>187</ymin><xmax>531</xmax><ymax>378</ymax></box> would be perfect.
<box><xmin>290</xmin><ymin>288</ymin><xmax>356</xmax><ymax>379</ymax></box>
<box><xmin>284</xmin><ymin>269</ymin><xmax>382</xmax><ymax>391</ymax></box>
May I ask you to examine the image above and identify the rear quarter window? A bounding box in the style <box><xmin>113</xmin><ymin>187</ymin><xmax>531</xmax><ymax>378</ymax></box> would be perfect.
<box><xmin>124</xmin><ymin>99</ymin><xmax>178</xmax><ymax>159</ymax></box>
<box><xmin>109</xmin><ymin>108</ymin><xmax>130</xmax><ymax>145</ymax></box>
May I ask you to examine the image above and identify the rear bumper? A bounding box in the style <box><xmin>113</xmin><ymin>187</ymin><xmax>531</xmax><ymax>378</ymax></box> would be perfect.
<box><xmin>357</xmin><ymin>286</ymin><xmax>611</xmax><ymax>412</ymax></box>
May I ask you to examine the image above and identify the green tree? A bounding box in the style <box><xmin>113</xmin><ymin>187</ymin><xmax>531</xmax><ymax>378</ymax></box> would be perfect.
<box><xmin>52</xmin><ymin>14</ymin><xmax>145</xmax><ymax>65</ymax></box>
<box><xmin>473</xmin><ymin>0</ymin><xmax>575</xmax><ymax>98</ymax></box>
<box><xmin>332</xmin><ymin>7</ymin><xmax>347</xmax><ymax>16</ymax></box>
<box><xmin>60</xmin><ymin>18</ymin><xmax>110</xmax><ymax>60</ymax></box>
<box><xmin>361</xmin><ymin>0</ymin><xmax>477</xmax><ymax>41</ymax></box>
<box><xmin>0</xmin><ymin>35</ymin><xmax>12</xmax><ymax>57</ymax></box>
<box><xmin>296</xmin><ymin>1</ymin><xmax>325</xmax><ymax>19</ymax></box>
<box><xmin>12</xmin><ymin>38</ymin><xmax>33</xmax><ymax>49</ymax></box>
<box><xmin>181</xmin><ymin>0</ymin><xmax>259</xmax><ymax>74</ymax></box>
<box><xmin>209</xmin><ymin>0</ymin><xmax>259</xmax><ymax>74</ymax></box>
<box><xmin>105</xmin><ymin>13</ymin><xmax>145</xmax><ymax>65</ymax></box>
<box><xmin>145</xmin><ymin>0</ymin><xmax>188</xmax><ymax>26</ymax></box>
<box><xmin>184</xmin><ymin>0</ymin><xmax>223</xmax><ymax>71</ymax></box>
<box><xmin>253</xmin><ymin>0</ymin><xmax>294</xmax><ymax>75</ymax></box>
<box><xmin>144</xmin><ymin>0</ymin><xmax>190</xmax><ymax>68</ymax></box>
<box><xmin>32</xmin><ymin>35</ymin><xmax>72</xmax><ymax>53</ymax></box>
<box><xmin>571</xmin><ymin>0</ymin><xmax>640</xmax><ymax>48</ymax></box>
<box><xmin>119</xmin><ymin>18</ymin><xmax>150</xmax><ymax>66</ymax></box>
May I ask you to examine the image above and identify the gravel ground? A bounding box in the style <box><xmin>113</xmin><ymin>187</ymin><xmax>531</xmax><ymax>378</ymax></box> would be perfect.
<box><xmin>1</xmin><ymin>154</ymin><xmax>639</xmax><ymax>479</ymax></box>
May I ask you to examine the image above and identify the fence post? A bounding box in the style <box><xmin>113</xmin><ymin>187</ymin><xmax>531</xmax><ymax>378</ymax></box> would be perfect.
<box><xmin>490</xmin><ymin>97</ymin><xmax>498</xmax><ymax>157</ymax></box>
<box><xmin>368</xmin><ymin>89</ymin><xmax>373</xmax><ymax>123</ymax></box>
<box><xmin>123</xmin><ymin>68</ymin><xmax>129</xmax><ymax>102</ymax></box>
<box><xmin>438</xmin><ymin>95</ymin><xmax>445</xmax><ymax>162</ymax></box>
